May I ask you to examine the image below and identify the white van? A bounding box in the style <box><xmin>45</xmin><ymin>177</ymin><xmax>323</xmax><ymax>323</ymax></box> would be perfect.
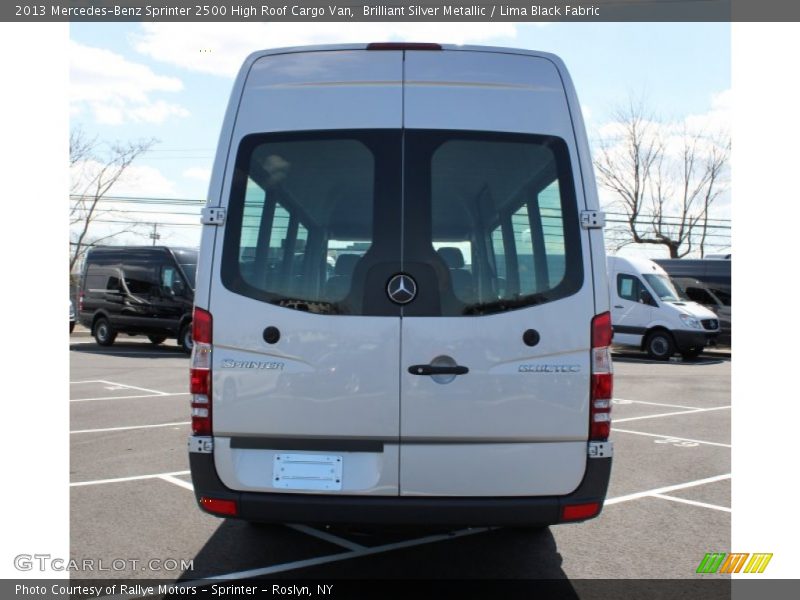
<box><xmin>188</xmin><ymin>43</ymin><xmax>613</xmax><ymax>527</ymax></box>
<box><xmin>607</xmin><ymin>256</ymin><xmax>720</xmax><ymax>360</ymax></box>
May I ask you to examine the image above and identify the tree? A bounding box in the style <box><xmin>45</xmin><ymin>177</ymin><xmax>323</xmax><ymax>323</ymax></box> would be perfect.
<box><xmin>594</xmin><ymin>100</ymin><xmax>730</xmax><ymax>258</ymax></box>
<box><xmin>69</xmin><ymin>129</ymin><xmax>157</xmax><ymax>271</ymax></box>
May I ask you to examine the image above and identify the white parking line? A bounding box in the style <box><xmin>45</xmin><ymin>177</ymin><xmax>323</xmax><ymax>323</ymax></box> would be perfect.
<box><xmin>183</xmin><ymin>527</ymin><xmax>490</xmax><ymax>582</ymax></box>
<box><xmin>612</xmin><ymin>427</ymin><xmax>731</xmax><ymax>448</ymax></box>
<box><xmin>70</xmin><ymin>470</ymin><xmax>190</xmax><ymax>487</ymax></box>
<box><xmin>71</xmin><ymin>421</ymin><xmax>190</xmax><ymax>434</ymax></box>
<box><xmin>605</xmin><ymin>473</ymin><xmax>731</xmax><ymax>505</ymax></box>
<box><xmin>614</xmin><ymin>397</ymin><xmax>701</xmax><ymax>410</ymax></box>
<box><xmin>93</xmin><ymin>380</ymin><xmax>170</xmax><ymax>395</ymax></box>
<box><xmin>71</xmin><ymin>392</ymin><xmax>190</xmax><ymax>403</ymax></box>
<box><xmin>158</xmin><ymin>474</ymin><xmax>195</xmax><ymax>491</ymax></box>
<box><xmin>651</xmin><ymin>493</ymin><xmax>731</xmax><ymax>513</ymax></box>
<box><xmin>614</xmin><ymin>405</ymin><xmax>731</xmax><ymax>423</ymax></box>
<box><xmin>287</xmin><ymin>524</ymin><xmax>368</xmax><ymax>552</ymax></box>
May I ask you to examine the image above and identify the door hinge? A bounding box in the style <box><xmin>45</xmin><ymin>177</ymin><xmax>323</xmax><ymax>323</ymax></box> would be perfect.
<box><xmin>201</xmin><ymin>207</ymin><xmax>226</xmax><ymax>225</ymax></box>
<box><xmin>581</xmin><ymin>210</ymin><xmax>605</xmax><ymax>229</ymax></box>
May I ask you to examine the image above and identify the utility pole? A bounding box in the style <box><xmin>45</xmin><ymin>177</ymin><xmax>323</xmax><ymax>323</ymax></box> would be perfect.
<box><xmin>149</xmin><ymin>223</ymin><xmax>160</xmax><ymax>246</ymax></box>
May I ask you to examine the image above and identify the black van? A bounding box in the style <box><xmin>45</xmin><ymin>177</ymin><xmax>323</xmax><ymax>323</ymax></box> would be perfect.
<box><xmin>78</xmin><ymin>246</ymin><xmax>197</xmax><ymax>352</ymax></box>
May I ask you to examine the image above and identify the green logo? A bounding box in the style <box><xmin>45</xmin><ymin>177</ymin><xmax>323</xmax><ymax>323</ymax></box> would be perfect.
<box><xmin>697</xmin><ymin>552</ymin><xmax>773</xmax><ymax>574</ymax></box>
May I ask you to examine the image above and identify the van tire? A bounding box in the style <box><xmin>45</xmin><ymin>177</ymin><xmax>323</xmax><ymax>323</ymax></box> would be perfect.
<box><xmin>644</xmin><ymin>330</ymin><xmax>674</xmax><ymax>360</ymax></box>
<box><xmin>179</xmin><ymin>323</ymin><xmax>193</xmax><ymax>354</ymax></box>
<box><xmin>94</xmin><ymin>318</ymin><xmax>117</xmax><ymax>346</ymax></box>
<box><xmin>148</xmin><ymin>335</ymin><xmax>167</xmax><ymax>345</ymax></box>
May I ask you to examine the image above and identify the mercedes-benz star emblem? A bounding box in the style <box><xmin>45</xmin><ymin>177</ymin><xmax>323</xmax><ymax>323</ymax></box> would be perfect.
<box><xmin>387</xmin><ymin>273</ymin><xmax>417</xmax><ymax>304</ymax></box>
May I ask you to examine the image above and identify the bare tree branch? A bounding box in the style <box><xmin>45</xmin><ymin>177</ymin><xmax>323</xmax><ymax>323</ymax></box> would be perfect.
<box><xmin>70</xmin><ymin>130</ymin><xmax>157</xmax><ymax>271</ymax></box>
<box><xmin>594</xmin><ymin>99</ymin><xmax>729</xmax><ymax>258</ymax></box>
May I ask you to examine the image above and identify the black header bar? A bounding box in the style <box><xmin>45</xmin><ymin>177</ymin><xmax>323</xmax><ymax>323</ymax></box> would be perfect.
<box><xmin>5</xmin><ymin>1</ymin><xmax>800</xmax><ymax>23</ymax></box>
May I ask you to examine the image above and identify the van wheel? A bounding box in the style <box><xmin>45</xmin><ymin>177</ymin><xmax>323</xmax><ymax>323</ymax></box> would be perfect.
<box><xmin>179</xmin><ymin>323</ymin><xmax>193</xmax><ymax>354</ymax></box>
<box><xmin>93</xmin><ymin>318</ymin><xmax>117</xmax><ymax>346</ymax></box>
<box><xmin>645</xmin><ymin>331</ymin><xmax>674</xmax><ymax>360</ymax></box>
<box><xmin>148</xmin><ymin>335</ymin><xmax>167</xmax><ymax>345</ymax></box>
<box><xmin>681</xmin><ymin>347</ymin><xmax>702</xmax><ymax>360</ymax></box>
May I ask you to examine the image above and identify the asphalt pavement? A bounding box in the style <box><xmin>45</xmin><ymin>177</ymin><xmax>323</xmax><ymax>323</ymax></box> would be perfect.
<box><xmin>69</xmin><ymin>334</ymin><xmax>731</xmax><ymax>583</ymax></box>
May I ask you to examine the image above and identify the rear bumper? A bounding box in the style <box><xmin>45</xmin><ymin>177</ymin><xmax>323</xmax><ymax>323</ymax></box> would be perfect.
<box><xmin>189</xmin><ymin>447</ymin><xmax>612</xmax><ymax>526</ymax></box>
<box><xmin>673</xmin><ymin>329</ymin><xmax>719</xmax><ymax>351</ymax></box>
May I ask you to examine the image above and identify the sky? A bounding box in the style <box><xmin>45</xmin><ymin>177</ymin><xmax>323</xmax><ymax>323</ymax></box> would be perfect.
<box><xmin>69</xmin><ymin>22</ymin><xmax>731</xmax><ymax>254</ymax></box>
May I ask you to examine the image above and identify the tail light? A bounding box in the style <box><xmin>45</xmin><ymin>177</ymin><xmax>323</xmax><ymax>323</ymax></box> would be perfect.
<box><xmin>590</xmin><ymin>312</ymin><xmax>613</xmax><ymax>440</ymax></box>
<box><xmin>190</xmin><ymin>307</ymin><xmax>213</xmax><ymax>435</ymax></box>
<box><xmin>78</xmin><ymin>291</ymin><xmax>84</xmax><ymax>312</ymax></box>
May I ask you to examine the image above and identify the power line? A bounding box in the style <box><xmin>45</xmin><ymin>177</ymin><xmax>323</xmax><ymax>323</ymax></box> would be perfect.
<box><xmin>70</xmin><ymin>206</ymin><xmax>202</xmax><ymax>217</ymax></box>
<box><xmin>70</xmin><ymin>195</ymin><xmax>205</xmax><ymax>205</ymax></box>
<box><xmin>604</xmin><ymin>210</ymin><xmax>730</xmax><ymax>223</ymax></box>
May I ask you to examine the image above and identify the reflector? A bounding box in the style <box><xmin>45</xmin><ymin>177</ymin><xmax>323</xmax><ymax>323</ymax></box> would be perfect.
<box><xmin>562</xmin><ymin>502</ymin><xmax>600</xmax><ymax>521</ymax></box>
<box><xmin>200</xmin><ymin>497</ymin><xmax>238</xmax><ymax>517</ymax></box>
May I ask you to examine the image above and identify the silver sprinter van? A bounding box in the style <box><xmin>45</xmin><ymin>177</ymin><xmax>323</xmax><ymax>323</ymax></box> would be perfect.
<box><xmin>188</xmin><ymin>44</ymin><xmax>613</xmax><ymax>527</ymax></box>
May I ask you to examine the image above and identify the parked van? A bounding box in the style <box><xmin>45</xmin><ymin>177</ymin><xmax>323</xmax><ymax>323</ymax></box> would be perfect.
<box><xmin>78</xmin><ymin>246</ymin><xmax>197</xmax><ymax>352</ymax></box>
<box><xmin>653</xmin><ymin>257</ymin><xmax>731</xmax><ymax>291</ymax></box>
<box><xmin>672</xmin><ymin>277</ymin><xmax>731</xmax><ymax>346</ymax></box>
<box><xmin>189</xmin><ymin>44</ymin><xmax>613</xmax><ymax>527</ymax></box>
<box><xmin>607</xmin><ymin>256</ymin><xmax>720</xmax><ymax>360</ymax></box>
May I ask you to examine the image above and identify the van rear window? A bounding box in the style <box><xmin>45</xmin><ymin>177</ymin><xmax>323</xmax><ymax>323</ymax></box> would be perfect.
<box><xmin>221</xmin><ymin>130</ymin><xmax>582</xmax><ymax>316</ymax></box>
<box><xmin>221</xmin><ymin>131</ymin><xmax>391</xmax><ymax>314</ymax></box>
<box><xmin>412</xmin><ymin>133</ymin><xmax>582</xmax><ymax>314</ymax></box>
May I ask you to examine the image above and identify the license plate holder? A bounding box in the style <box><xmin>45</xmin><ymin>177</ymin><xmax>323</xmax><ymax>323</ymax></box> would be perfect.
<box><xmin>273</xmin><ymin>453</ymin><xmax>343</xmax><ymax>491</ymax></box>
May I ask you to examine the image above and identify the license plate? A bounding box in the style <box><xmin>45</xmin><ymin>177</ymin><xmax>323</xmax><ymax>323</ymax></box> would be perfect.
<box><xmin>272</xmin><ymin>453</ymin><xmax>343</xmax><ymax>491</ymax></box>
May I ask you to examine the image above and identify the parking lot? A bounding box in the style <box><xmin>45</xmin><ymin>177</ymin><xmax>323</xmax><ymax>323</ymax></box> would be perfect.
<box><xmin>69</xmin><ymin>333</ymin><xmax>730</xmax><ymax>581</ymax></box>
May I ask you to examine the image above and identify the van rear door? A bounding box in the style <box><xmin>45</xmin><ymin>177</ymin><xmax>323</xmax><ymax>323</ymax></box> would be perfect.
<box><xmin>207</xmin><ymin>50</ymin><xmax>404</xmax><ymax>496</ymax></box>
<box><xmin>398</xmin><ymin>50</ymin><xmax>595</xmax><ymax>496</ymax></box>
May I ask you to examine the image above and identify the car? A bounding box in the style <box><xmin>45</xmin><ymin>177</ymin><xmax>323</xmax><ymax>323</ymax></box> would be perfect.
<box><xmin>78</xmin><ymin>246</ymin><xmax>197</xmax><ymax>353</ymax></box>
<box><xmin>188</xmin><ymin>43</ymin><xmax>613</xmax><ymax>527</ymax></box>
<box><xmin>69</xmin><ymin>300</ymin><xmax>75</xmax><ymax>334</ymax></box>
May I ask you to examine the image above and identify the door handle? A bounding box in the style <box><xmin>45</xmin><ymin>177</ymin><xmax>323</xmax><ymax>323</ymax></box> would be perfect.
<box><xmin>614</xmin><ymin>305</ymin><xmax>624</xmax><ymax>308</ymax></box>
<box><xmin>408</xmin><ymin>364</ymin><xmax>469</xmax><ymax>376</ymax></box>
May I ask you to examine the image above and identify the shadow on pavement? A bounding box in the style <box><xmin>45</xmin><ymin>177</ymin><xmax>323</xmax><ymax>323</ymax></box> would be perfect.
<box><xmin>70</xmin><ymin>340</ymin><xmax>187</xmax><ymax>359</ymax></box>
<box><xmin>179</xmin><ymin>521</ymin><xmax>576</xmax><ymax>586</ymax></box>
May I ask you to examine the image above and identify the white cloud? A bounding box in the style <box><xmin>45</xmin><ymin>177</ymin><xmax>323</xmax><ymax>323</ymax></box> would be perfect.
<box><xmin>684</xmin><ymin>88</ymin><xmax>731</xmax><ymax>135</ymax></box>
<box><xmin>70</xmin><ymin>41</ymin><xmax>190</xmax><ymax>124</ymax></box>
<box><xmin>593</xmin><ymin>89</ymin><xmax>731</xmax><ymax>164</ymax></box>
<box><xmin>131</xmin><ymin>22</ymin><xmax>521</xmax><ymax>77</ymax></box>
<box><xmin>597</xmin><ymin>89</ymin><xmax>731</xmax><ymax>143</ymax></box>
<box><xmin>72</xmin><ymin>159</ymin><xmax>179</xmax><ymax>197</ymax></box>
<box><xmin>183</xmin><ymin>167</ymin><xmax>211</xmax><ymax>182</ymax></box>
<box><xmin>112</xmin><ymin>164</ymin><xmax>180</xmax><ymax>196</ymax></box>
